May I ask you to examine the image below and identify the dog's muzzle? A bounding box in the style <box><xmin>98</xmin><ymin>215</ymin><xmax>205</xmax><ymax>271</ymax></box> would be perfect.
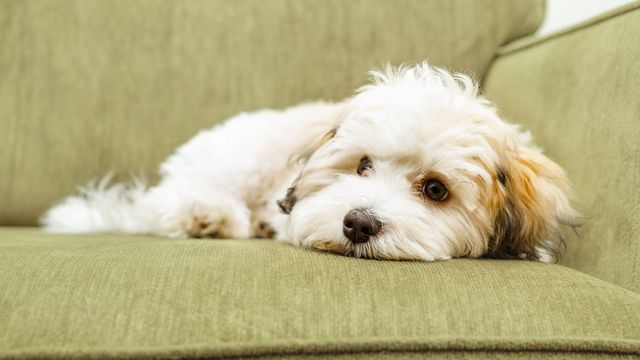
<box><xmin>342</xmin><ymin>209</ymin><xmax>382</xmax><ymax>243</ymax></box>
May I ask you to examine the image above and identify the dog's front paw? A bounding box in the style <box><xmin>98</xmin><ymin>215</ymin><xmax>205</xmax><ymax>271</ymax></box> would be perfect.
<box><xmin>162</xmin><ymin>201</ymin><xmax>251</xmax><ymax>239</ymax></box>
<box><xmin>185</xmin><ymin>210</ymin><xmax>227</xmax><ymax>238</ymax></box>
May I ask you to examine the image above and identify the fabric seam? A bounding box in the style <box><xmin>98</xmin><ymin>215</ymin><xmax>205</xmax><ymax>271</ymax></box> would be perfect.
<box><xmin>2</xmin><ymin>337</ymin><xmax>639</xmax><ymax>359</ymax></box>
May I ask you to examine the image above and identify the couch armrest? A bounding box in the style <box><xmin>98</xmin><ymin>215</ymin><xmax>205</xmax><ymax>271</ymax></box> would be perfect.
<box><xmin>484</xmin><ymin>2</ymin><xmax>640</xmax><ymax>293</ymax></box>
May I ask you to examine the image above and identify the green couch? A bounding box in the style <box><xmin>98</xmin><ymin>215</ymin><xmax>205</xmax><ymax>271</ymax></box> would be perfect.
<box><xmin>1</xmin><ymin>1</ymin><xmax>639</xmax><ymax>359</ymax></box>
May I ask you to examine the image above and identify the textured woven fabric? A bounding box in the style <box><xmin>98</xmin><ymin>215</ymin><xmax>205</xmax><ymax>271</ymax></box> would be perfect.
<box><xmin>0</xmin><ymin>0</ymin><xmax>544</xmax><ymax>225</ymax></box>
<box><xmin>484</xmin><ymin>2</ymin><xmax>640</xmax><ymax>293</ymax></box>
<box><xmin>4</xmin><ymin>1</ymin><xmax>640</xmax><ymax>359</ymax></box>
<box><xmin>1</xmin><ymin>228</ymin><xmax>639</xmax><ymax>359</ymax></box>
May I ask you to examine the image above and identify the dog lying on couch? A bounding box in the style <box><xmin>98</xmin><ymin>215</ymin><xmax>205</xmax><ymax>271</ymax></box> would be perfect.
<box><xmin>42</xmin><ymin>62</ymin><xmax>577</xmax><ymax>262</ymax></box>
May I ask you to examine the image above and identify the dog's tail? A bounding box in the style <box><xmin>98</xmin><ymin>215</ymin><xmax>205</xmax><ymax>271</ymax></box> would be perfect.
<box><xmin>41</xmin><ymin>175</ymin><xmax>157</xmax><ymax>235</ymax></box>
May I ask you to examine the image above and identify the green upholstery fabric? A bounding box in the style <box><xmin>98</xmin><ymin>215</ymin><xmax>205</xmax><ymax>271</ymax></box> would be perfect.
<box><xmin>1</xmin><ymin>228</ymin><xmax>639</xmax><ymax>359</ymax></box>
<box><xmin>3</xmin><ymin>1</ymin><xmax>640</xmax><ymax>359</ymax></box>
<box><xmin>0</xmin><ymin>0</ymin><xmax>545</xmax><ymax>225</ymax></box>
<box><xmin>484</xmin><ymin>2</ymin><xmax>640</xmax><ymax>293</ymax></box>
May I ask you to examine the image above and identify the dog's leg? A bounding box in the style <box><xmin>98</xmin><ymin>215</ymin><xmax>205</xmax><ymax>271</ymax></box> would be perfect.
<box><xmin>147</xmin><ymin>187</ymin><xmax>252</xmax><ymax>239</ymax></box>
<box><xmin>166</xmin><ymin>200</ymin><xmax>251</xmax><ymax>239</ymax></box>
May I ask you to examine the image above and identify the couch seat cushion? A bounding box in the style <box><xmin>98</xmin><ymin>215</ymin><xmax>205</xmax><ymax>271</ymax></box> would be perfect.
<box><xmin>1</xmin><ymin>228</ymin><xmax>639</xmax><ymax>359</ymax></box>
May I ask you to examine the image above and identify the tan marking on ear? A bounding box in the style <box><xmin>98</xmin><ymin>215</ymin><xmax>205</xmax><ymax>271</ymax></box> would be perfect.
<box><xmin>487</xmin><ymin>147</ymin><xmax>578</xmax><ymax>261</ymax></box>
<box><xmin>489</xmin><ymin>158</ymin><xmax>547</xmax><ymax>259</ymax></box>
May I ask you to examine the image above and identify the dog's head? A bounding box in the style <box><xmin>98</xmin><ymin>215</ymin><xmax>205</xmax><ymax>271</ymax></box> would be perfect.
<box><xmin>279</xmin><ymin>63</ymin><xmax>578</xmax><ymax>261</ymax></box>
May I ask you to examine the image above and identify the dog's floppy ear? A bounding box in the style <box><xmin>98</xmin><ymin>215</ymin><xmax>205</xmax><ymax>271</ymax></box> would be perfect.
<box><xmin>292</xmin><ymin>126</ymin><xmax>339</xmax><ymax>165</ymax></box>
<box><xmin>487</xmin><ymin>147</ymin><xmax>578</xmax><ymax>261</ymax></box>
<box><xmin>277</xmin><ymin>117</ymin><xmax>343</xmax><ymax>215</ymax></box>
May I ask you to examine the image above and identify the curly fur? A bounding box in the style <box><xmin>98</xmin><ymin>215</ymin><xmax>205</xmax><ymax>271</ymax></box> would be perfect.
<box><xmin>42</xmin><ymin>62</ymin><xmax>578</xmax><ymax>262</ymax></box>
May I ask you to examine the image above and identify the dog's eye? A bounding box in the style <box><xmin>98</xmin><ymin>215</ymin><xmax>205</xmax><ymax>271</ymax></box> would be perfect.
<box><xmin>422</xmin><ymin>180</ymin><xmax>448</xmax><ymax>202</ymax></box>
<box><xmin>357</xmin><ymin>156</ymin><xmax>372</xmax><ymax>176</ymax></box>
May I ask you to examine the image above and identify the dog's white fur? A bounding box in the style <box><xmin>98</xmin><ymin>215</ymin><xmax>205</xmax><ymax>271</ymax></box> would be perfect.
<box><xmin>42</xmin><ymin>63</ymin><xmax>577</xmax><ymax>261</ymax></box>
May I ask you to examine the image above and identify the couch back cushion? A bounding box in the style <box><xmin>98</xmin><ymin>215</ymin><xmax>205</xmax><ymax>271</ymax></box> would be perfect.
<box><xmin>0</xmin><ymin>0</ymin><xmax>544</xmax><ymax>225</ymax></box>
<box><xmin>484</xmin><ymin>3</ymin><xmax>640</xmax><ymax>293</ymax></box>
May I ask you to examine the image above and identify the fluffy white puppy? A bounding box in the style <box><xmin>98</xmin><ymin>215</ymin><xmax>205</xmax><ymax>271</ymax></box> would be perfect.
<box><xmin>42</xmin><ymin>63</ymin><xmax>578</xmax><ymax>261</ymax></box>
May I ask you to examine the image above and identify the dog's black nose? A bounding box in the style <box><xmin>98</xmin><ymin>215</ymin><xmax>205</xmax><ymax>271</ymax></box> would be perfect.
<box><xmin>343</xmin><ymin>209</ymin><xmax>382</xmax><ymax>243</ymax></box>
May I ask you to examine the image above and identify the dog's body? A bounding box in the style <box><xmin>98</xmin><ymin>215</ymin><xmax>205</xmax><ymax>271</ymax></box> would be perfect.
<box><xmin>43</xmin><ymin>101</ymin><xmax>339</xmax><ymax>240</ymax></box>
<box><xmin>43</xmin><ymin>63</ymin><xmax>577</xmax><ymax>261</ymax></box>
